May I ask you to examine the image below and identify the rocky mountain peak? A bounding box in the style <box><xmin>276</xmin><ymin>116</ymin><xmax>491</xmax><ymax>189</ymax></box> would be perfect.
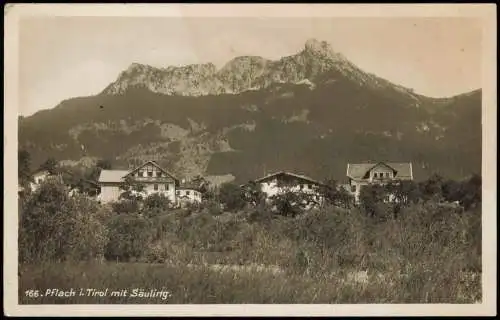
<box><xmin>123</xmin><ymin>62</ymin><xmax>150</xmax><ymax>74</ymax></box>
<box><xmin>304</xmin><ymin>38</ymin><xmax>330</xmax><ymax>54</ymax></box>
<box><xmin>101</xmin><ymin>39</ymin><xmax>390</xmax><ymax>96</ymax></box>
<box><xmin>303</xmin><ymin>38</ymin><xmax>346</xmax><ymax>62</ymax></box>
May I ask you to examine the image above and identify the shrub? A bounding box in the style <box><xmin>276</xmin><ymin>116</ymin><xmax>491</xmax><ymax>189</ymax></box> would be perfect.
<box><xmin>143</xmin><ymin>193</ymin><xmax>171</xmax><ymax>211</ymax></box>
<box><xmin>246</xmin><ymin>203</ymin><xmax>273</xmax><ymax>224</ymax></box>
<box><xmin>219</xmin><ymin>182</ymin><xmax>246</xmax><ymax>212</ymax></box>
<box><xmin>181</xmin><ymin>200</ymin><xmax>202</xmax><ymax>213</ymax></box>
<box><xmin>268</xmin><ymin>191</ymin><xmax>313</xmax><ymax>217</ymax></box>
<box><xmin>111</xmin><ymin>199</ymin><xmax>140</xmax><ymax>214</ymax></box>
<box><xmin>19</xmin><ymin>179</ymin><xmax>108</xmax><ymax>263</ymax></box>
<box><xmin>18</xmin><ymin>149</ymin><xmax>32</xmax><ymax>187</ymax></box>
<box><xmin>359</xmin><ymin>184</ymin><xmax>389</xmax><ymax>218</ymax></box>
<box><xmin>459</xmin><ymin>174</ymin><xmax>481</xmax><ymax>210</ymax></box>
<box><xmin>418</xmin><ymin>173</ymin><xmax>445</xmax><ymax>202</ymax></box>
<box><xmin>441</xmin><ymin>179</ymin><xmax>462</xmax><ymax>202</ymax></box>
<box><xmin>202</xmin><ymin>199</ymin><xmax>223</xmax><ymax>216</ymax></box>
<box><xmin>104</xmin><ymin>213</ymin><xmax>154</xmax><ymax>262</ymax></box>
<box><xmin>119</xmin><ymin>176</ymin><xmax>146</xmax><ymax>202</ymax></box>
<box><xmin>320</xmin><ymin>178</ymin><xmax>354</xmax><ymax>209</ymax></box>
<box><xmin>241</xmin><ymin>181</ymin><xmax>266</xmax><ymax>207</ymax></box>
<box><xmin>39</xmin><ymin>157</ymin><xmax>58</xmax><ymax>175</ymax></box>
<box><xmin>63</xmin><ymin>195</ymin><xmax>110</xmax><ymax>261</ymax></box>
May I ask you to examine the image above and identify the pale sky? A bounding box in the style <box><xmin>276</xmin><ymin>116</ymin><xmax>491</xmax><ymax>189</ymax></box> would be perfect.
<box><xmin>18</xmin><ymin>16</ymin><xmax>482</xmax><ymax>116</ymax></box>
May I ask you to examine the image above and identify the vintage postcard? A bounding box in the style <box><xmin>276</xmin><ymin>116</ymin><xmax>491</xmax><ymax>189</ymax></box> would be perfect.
<box><xmin>4</xmin><ymin>3</ymin><xmax>497</xmax><ymax>317</ymax></box>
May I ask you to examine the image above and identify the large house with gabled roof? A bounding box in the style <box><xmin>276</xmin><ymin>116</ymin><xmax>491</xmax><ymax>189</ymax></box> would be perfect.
<box><xmin>247</xmin><ymin>171</ymin><xmax>325</xmax><ymax>206</ymax></box>
<box><xmin>98</xmin><ymin>160</ymin><xmax>179</xmax><ymax>204</ymax></box>
<box><xmin>346</xmin><ymin>161</ymin><xmax>413</xmax><ymax>203</ymax></box>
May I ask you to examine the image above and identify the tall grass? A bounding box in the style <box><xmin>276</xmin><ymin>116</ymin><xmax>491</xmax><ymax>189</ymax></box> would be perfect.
<box><xmin>18</xmin><ymin>180</ymin><xmax>481</xmax><ymax>303</ymax></box>
<box><xmin>19</xmin><ymin>260</ymin><xmax>480</xmax><ymax>304</ymax></box>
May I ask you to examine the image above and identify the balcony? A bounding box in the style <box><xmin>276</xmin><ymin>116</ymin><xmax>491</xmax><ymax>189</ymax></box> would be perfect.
<box><xmin>132</xmin><ymin>176</ymin><xmax>176</xmax><ymax>183</ymax></box>
<box><xmin>370</xmin><ymin>176</ymin><xmax>395</xmax><ymax>185</ymax></box>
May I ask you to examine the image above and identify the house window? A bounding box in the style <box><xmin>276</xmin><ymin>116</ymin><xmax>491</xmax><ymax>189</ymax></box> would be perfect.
<box><xmin>165</xmin><ymin>184</ymin><xmax>169</xmax><ymax>191</ymax></box>
<box><xmin>148</xmin><ymin>171</ymin><xmax>153</xmax><ymax>177</ymax></box>
<box><xmin>154</xmin><ymin>184</ymin><xmax>158</xmax><ymax>191</ymax></box>
<box><xmin>176</xmin><ymin>191</ymin><xmax>180</xmax><ymax>195</ymax></box>
<box><xmin>351</xmin><ymin>185</ymin><xmax>356</xmax><ymax>193</ymax></box>
<box><xmin>157</xmin><ymin>172</ymin><xmax>162</xmax><ymax>178</ymax></box>
<box><xmin>186</xmin><ymin>191</ymin><xmax>191</xmax><ymax>196</ymax></box>
<box><xmin>308</xmin><ymin>184</ymin><xmax>312</xmax><ymax>189</ymax></box>
<box><xmin>300</xmin><ymin>184</ymin><xmax>304</xmax><ymax>190</ymax></box>
<box><xmin>386</xmin><ymin>172</ymin><xmax>391</xmax><ymax>178</ymax></box>
<box><xmin>37</xmin><ymin>178</ymin><xmax>43</xmax><ymax>184</ymax></box>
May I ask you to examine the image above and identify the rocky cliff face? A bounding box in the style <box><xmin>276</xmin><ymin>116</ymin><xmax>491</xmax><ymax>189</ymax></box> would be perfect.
<box><xmin>102</xmin><ymin>38</ymin><xmax>417</xmax><ymax>99</ymax></box>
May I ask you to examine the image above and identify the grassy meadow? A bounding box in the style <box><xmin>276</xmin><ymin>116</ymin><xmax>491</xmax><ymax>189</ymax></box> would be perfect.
<box><xmin>18</xmin><ymin>179</ymin><xmax>482</xmax><ymax>304</ymax></box>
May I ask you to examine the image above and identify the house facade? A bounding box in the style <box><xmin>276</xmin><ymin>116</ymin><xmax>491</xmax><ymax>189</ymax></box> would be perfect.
<box><xmin>346</xmin><ymin>162</ymin><xmax>413</xmax><ymax>203</ymax></box>
<box><xmin>98</xmin><ymin>161</ymin><xmax>179</xmax><ymax>204</ymax></box>
<box><xmin>176</xmin><ymin>181</ymin><xmax>203</xmax><ymax>207</ymax></box>
<box><xmin>251</xmin><ymin>171</ymin><xmax>324</xmax><ymax>205</ymax></box>
<box><xmin>29</xmin><ymin>169</ymin><xmax>63</xmax><ymax>192</ymax></box>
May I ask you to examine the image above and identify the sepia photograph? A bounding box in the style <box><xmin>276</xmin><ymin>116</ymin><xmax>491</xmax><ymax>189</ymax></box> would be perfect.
<box><xmin>4</xmin><ymin>3</ymin><xmax>497</xmax><ymax>317</ymax></box>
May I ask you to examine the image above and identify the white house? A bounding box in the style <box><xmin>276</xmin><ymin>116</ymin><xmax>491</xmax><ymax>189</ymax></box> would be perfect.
<box><xmin>97</xmin><ymin>160</ymin><xmax>179</xmax><ymax>204</ymax></box>
<box><xmin>176</xmin><ymin>180</ymin><xmax>203</xmax><ymax>207</ymax></box>
<box><xmin>346</xmin><ymin>161</ymin><xmax>414</xmax><ymax>203</ymax></box>
<box><xmin>29</xmin><ymin>169</ymin><xmax>63</xmax><ymax>192</ymax></box>
<box><xmin>250</xmin><ymin>171</ymin><xmax>325</xmax><ymax>205</ymax></box>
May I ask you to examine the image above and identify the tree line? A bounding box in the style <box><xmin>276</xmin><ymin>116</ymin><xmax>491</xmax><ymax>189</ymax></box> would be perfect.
<box><xmin>19</xmin><ymin>149</ymin><xmax>481</xmax><ymax>220</ymax></box>
<box><xmin>215</xmin><ymin>173</ymin><xmax>481</xmax><ymax>219</ymax></box>
<box><xmin>18</xmin><ymin>150</ymin><xmax>111</xmax><ymax>196</ymax></box>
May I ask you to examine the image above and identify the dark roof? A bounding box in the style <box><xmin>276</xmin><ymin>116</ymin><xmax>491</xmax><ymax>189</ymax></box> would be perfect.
<box><xmin>253</xmin><ymin>171</ymin><xmax>323</xmax><ymax>185</ymax></box>
<box><xmin>347</xmin><ymin>162</ymin><xmax>413</xmax><ymax>180</ymax></box>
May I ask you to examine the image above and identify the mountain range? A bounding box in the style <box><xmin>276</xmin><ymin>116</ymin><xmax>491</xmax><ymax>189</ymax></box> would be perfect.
<box><xmin>18</xmin><ymin>38</ymin><xmax>481</xmax><ymax>185</ymax></box>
